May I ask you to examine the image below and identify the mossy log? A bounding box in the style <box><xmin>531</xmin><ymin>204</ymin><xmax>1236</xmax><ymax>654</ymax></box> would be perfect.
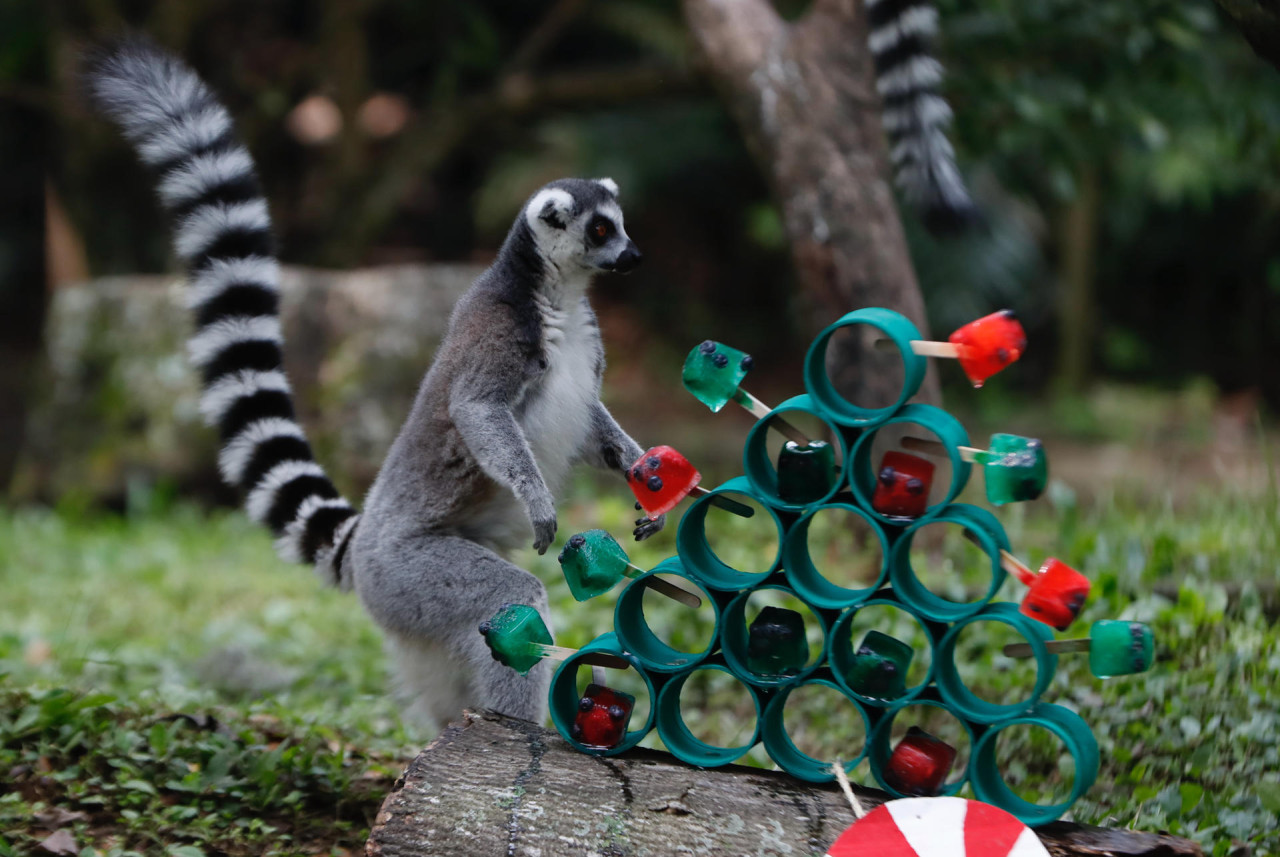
<box><xmin>367</xmin><ymin>710</ymin><xmax>1202</xmax><ymax>857</ymax></box>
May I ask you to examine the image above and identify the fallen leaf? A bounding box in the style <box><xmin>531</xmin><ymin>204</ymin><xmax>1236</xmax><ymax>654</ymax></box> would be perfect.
<box><xmin>34</xmin><ymin>808</ymin><xmax>88</xmax><ymax>827</ymax></box>
<box><xmin>39</xmin><ymin>829</ymin><xmax>78</xmax><ymax>856</ymax></box>
<box><xmin>24</xmin><ymin>638</ymin><xmax>53</xmax><ymax>665</ymax></box>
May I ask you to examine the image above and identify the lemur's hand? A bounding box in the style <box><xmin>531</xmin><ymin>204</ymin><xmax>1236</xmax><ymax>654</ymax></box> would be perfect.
<box><xmin>633</xmin><ymin>510</ymin><xmax>666</xmax><ymax>541</ymax></box>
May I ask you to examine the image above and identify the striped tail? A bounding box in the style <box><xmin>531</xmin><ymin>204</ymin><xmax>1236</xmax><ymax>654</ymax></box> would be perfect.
<box><xmin>865</xmin><ymin>0</ymin><xmax>979</xmax><ymax>232</ymax></box>
<box><xmin>85</xmin><ymin>39</ymin><xmax>359</xmax><ymax>587</ymax></box>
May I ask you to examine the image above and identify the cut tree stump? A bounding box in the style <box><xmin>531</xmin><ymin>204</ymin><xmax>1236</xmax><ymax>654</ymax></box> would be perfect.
<box><xmin>367</xmin><ymin>710</ymin><xmax>1203</xmax><ymax>857</ymax></box>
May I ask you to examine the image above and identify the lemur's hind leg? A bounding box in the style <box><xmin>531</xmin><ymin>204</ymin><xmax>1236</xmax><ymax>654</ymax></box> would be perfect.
<box><xmin>353</xmin><ymin>533</ymin><xmax>552</xmax><ymax>731</ymax></box>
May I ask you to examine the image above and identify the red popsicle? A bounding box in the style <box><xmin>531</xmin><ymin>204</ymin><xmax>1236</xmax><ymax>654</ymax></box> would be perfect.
<box><xmin>1015</xmin><ymin>557</ymin><xmax>1090</xmax><ymax>632</ymax></box>
<box><xmin>947</xmin><ymin>310</ymin><xmax>1027</xmax><ymax>388</ymax></box>
<box><xmin>884</xmin><ymin>726</ymin><xmax>957</xmax><ymax>796</ymax></box>
<box><xmin>626</xmin><ymin>445</ymin><xmax>702</xmax><ymax>517</ymax></box>
<box><xmin>872</xmin><ymin>451</ymin><xmax>935</xmax><ymax>519</ymax></box>
<box><xmin>571</xmin><ymin>683</ymin><xmax>634</xmax><ymax>750</ymax></box>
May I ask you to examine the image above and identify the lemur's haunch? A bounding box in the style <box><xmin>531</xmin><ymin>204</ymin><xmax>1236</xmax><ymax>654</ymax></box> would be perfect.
<box><xmin>865</xmin><ymin>0</ymin><xmax>978</xmax><ymax>231</ymax></box>
<box><xmin>86</xmin><ymin>38</ymin><xmax>662</xmax><ymax>730</ymax></box>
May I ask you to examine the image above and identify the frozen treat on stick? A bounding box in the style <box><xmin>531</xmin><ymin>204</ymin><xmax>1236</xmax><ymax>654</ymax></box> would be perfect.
<box><xmin>776</xmin><ymin>439</ymin><xmax>839</xmax><ymax>504</ymax></box>
<box><xmin>902</xmin><ymin>432</ymin><xmax>1048</xmax><ymax>505</ymax></box>
<box><xmin>877</xmin><ymin>309</ymin><xmax>1027</xmax><ymax>387</ymax></box>
<box><xmin>968</xmin><ymin>538</ymin><xmax>1090</xmax><ymax>632</ymax></box>
<box><xmin>572</xmin><ymin>683</ymin><xmax>635</xmax><ymax>750</ymax></box>
<box><xmin>626</xmin><ymin>446</ymin><xmax>754</xmax><ymax>519</ymax></box>
<box><xmin>845</xmin><ymin>630</ymin><xmax>913</xmax><ymax>701</ymax></box>
<box><xmin>479</xmin><ymin>604</ymin><xmax>630</xmax><ymax>675</ymax></box>
<box><xmin>872</xmin><ymin>451</ymin><xmax>935</xmax><ymax>520</ymax></box>
<box><xmin>558</xmin><ymin>530</ymin><xmax>701</xmax><ymax>607</ymax></box>
<box><xmin>682</xmin><ymin>340</ymin><xmax>809</xmax><ymax>444</ymax></box>
<box><xmin>745</xmin><ymin>606</ymin><xmax>810</xmax><ymax>677</ymax></box>
<box><xmin>1003</xmin><ymin>620</ymin><xmax>1154</xmax><ymax>678</ymax></box>
<box><xmin>884</xmin><ymin>726</ymin><xmax>957</xmax><ymax>797</ymax></box>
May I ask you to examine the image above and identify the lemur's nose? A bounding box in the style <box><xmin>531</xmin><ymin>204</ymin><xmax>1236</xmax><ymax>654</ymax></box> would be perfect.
<box><xmin>613</xmin><ymin>241</ymin><xmax>643</xmax><ymax>274</ymax></box>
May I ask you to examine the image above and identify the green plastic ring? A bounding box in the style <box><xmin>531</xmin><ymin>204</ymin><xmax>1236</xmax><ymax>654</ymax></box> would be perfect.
<box><xmin>828</xmin><ymin>595</ymin><xmax>937</xmax><ymax>707</ymax></box>
<box><xmin>782</xmin><ymin>502</ymin><xmax>892</xmax><ymax>611</ymax></box>
<box><xmin>719</xmin><ymin>585</ymin><xmax>828</xmax><ymax>688</ymax></box>
<box><xmin>549</xmin><ymin>632</ymin><xmax>656</xmax><ymax>757</ymax></box>
<box><xmin>761</xmin><ymin>678</ymin><xmax>873</xmax><ymax>782</ymax></box>
<box><xmin>614</xmin><ymin>557</ymin><xmax>719</xmax><ymax>674</ymax></box>
<box><xmin>655</xmin><ymin>663</ymin><xmax>763</xmax><ymax>767</ymax></box>
<box><xmin>849</xmin><ymin>404</ymin><xmax>973</xmax><ymax>526</ymax></box>
<box><xmin>888</xmin><ymin>503</ymin><xmax>1010</xmax><ymax>623</ymax></box>
<box><xmin>970</xmin><ymin>703</ymin><xmax>1100</xmax><ymax>827</ymax></box>
<box><xmin>934</xmin><ymin>602</ymin><xmax>1057</xmax><ymax>724</ymax></box>
<box><xmin>675</xmin><ymin>476</ymin><xmax>784</xmax><ymax>591</ymax></box>
<box><xmin>742</xmin><ymin>394</ymin><xmax>850</xmax><ymax>512</ymax></box>
<box><xmin>804</xmin><ymin>308</ymin><xmax>928</xmax><ymax>427</ymax></box>
<box><xmin>868</xmin><ymin>695</ymin><xmax>976</xmax><ymax>798</ymax></box>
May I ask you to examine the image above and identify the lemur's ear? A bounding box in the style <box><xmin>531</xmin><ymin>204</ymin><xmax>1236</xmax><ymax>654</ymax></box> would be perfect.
<box><xmin>595</xmin><ymin>177</ymin><xmax>619</xmax><ymax>197</ymax></box>
<box><xmin>527</xmin><ymin>187</ymin><xmax>575</xmax><ymax>230</ymax></box>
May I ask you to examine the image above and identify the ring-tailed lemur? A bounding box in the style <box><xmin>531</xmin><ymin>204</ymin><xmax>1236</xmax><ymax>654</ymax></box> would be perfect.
<box><xmin>86</xmin><ymin>38</ymin><xmax>662</xmax><ymax>730</ymax></box>
<box><xmin>865</xmin><ymin>0</ymin><xmax>978</xmax><ymax>231</ymax></box>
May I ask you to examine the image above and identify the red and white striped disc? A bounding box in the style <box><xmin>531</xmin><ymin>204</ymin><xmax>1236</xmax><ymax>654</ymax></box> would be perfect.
<box><xmin>826</xmin><ymin>797</ymin><xmax>1049</xmax><ymax>857</ymax></box>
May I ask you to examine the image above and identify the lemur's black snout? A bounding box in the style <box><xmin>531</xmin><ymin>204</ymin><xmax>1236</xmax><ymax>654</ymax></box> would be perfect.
<box><xmin>612</xmin><ymin>241</ymin><xmax>643</xmax><ymax>274</ymax></box>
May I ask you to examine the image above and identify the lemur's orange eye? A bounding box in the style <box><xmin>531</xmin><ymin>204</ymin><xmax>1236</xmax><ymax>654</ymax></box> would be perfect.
<box><xmin>595</xmin><ymin>222</ymin><xmax>609</xmax><ymax>238</ymax></box>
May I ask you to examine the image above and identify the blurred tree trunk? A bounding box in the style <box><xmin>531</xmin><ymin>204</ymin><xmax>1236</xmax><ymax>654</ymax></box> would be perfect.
<box><xmin>682</xmin><ymin>0</ymin><xmax>940</xmax><ymax>408</ymax></box>
<box><xmin>1054</xmin><ymin>167</ymin><xmax>1100</xmax><ymax>394</ymax></box>
<box><xmin>0</xmin><ymin>1</ymin><xmax>50</xmax><ymax>496</ymax></box>
<box><xmin>1215</xmin><ymin>0</ymin><xmax>1280</xmax><ymax>70</ymax></box>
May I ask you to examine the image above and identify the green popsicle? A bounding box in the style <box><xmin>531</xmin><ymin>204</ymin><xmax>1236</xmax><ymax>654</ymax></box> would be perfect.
<box><xmin>746</xmin><ymin>606</ymin><xmax>809</xmax><ymax>676</ymax></box>
<box><xmin>1088</xmin><ymin>620</ymin><xmax>1154</xmax><ymax>678</ymax></box>
<box><xmin>682</xmin><ymin>340</ymin><xmax>754</xmax><ymax>412</ymax></box>
<box><xmin>777</xmin><ymin>440</ymin><xmax>838</xmax><ymax>504</ymax></box>
<box><xmin>558</xmin><ymin>530</ymin><xmax>703</xmax><ymax>607</ymax></box>
<box><xmin>975</xmin><ymin>433</ymin><xmax>1048</xmax><ymax>505</ymax></box>
<box><xmin>845</xmin><ymin>630</ymin><xmax>913</xmax><ymax>701</ymax></box>
<box><xmin>479</xmin><ymin>604</ymin><xmax>554</xmax><ymax>675</ymax></box>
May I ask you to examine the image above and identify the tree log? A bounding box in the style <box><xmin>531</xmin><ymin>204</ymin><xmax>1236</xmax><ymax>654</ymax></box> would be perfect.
<box><xmin>682</xmin><ymin>0</ymin><xmax>941</xmax><ymax>409</ymax></box>
<box><xmin>1215</xmin><ymin>0</ymin><xmax>1280</xmax><ymax>71</ymax></box>
<box><xmin>367</xmin><ymin>710</ymin><xmax>1203</xmax><ymax>857</ymax></box>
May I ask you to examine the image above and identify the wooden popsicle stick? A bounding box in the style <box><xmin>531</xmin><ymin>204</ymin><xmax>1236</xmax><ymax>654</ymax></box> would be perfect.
<box><xmin>901</xmin><ymin>435</ymin><xmax>982</xmax><ymax>462</ymax></box>
<box><xmin>644</xmin><ymin>575</ymin><xmax>702</xmax><ymax>608</ymax></box>
<box><xmin>531</xmin><ymin>643</ymin><xmax>631</xmax><ymax>670</ymax></box>
<box><xmin>591</xmin><ymin>665</ymin><xmax>608</xmax><ymax>686</ymax></box>
<box><xmin>997</xmin><ymin>548</ymin><xmax>1036</xmax><ymax>587</ymax></box>
<box><xmin>1003</xmin><ymin>638</ymin><xmax>1092</xmax><ymax>658</ymax></box>
<box><xmin>689</xmin><ymin>486</ymin><xmax>756</xmax><ymax>518</ymax></box>
<box><xmin>733</xmin><ymin>390</ymin><xmax>812</xmax><ymax>446</ymax></box>
<box><xmin>962</xmin><ymin>529</ymin><xmax>1037</xmax><ymax>587</ymax></box>
<box><xmin>621</xmin><ymin>562</ymin><xmax>703</xmax><ymax>608</ymax></box>
<box><xmin>874</xmin><ymin>339</ymin><xmax>961</xmax><ymax>358</ymax></box>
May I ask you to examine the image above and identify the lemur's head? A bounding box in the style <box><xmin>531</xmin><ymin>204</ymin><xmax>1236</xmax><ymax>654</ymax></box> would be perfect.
<box><xmin>523</xmin><ymin>178</ymin><xmax>642</xmax><ymax>275</ymax></box>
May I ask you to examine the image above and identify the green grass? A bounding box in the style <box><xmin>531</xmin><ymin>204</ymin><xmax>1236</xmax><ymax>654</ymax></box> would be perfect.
<box><xmin>2</xmin><ymin>465</ymin><xmax>1279</xmax><ymax>855</ymax></box>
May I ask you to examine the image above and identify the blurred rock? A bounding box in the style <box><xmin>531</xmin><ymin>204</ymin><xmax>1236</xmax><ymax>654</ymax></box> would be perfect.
<box><xmin>11</xmin><ymin>264</ymin><xmax>483</xmax><ymax>506</ymax></box>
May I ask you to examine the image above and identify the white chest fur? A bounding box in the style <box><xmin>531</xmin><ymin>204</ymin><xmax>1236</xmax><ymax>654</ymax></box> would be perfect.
<box><xmin>517</xmin><ymin>294</ymin><xmax>600</xmax><ymax>495</ymax></box>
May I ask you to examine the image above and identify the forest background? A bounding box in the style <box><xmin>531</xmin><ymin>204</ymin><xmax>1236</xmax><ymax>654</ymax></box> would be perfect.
<box><xmin>2</xmin><ymin>1</ymin><xmax>1280</xmax><ymax>855</ymax></box>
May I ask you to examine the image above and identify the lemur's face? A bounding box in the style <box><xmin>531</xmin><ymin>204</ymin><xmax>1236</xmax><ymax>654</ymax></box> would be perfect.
<box><xmin>524</xmin><ymin>178</ymin><xmax>643</xmax><ymax>275</ymax></box>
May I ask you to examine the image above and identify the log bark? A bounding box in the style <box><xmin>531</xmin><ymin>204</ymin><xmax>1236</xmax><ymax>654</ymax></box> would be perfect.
<box><xmin>682</xmin><ymin>0</ymin><xmax>941</xmax><ymax>409</ymax></box>
<box><xmin>367</xmin><ymin>710</ymin><xmax>1203</xmax><ymax>857</ymax></box>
